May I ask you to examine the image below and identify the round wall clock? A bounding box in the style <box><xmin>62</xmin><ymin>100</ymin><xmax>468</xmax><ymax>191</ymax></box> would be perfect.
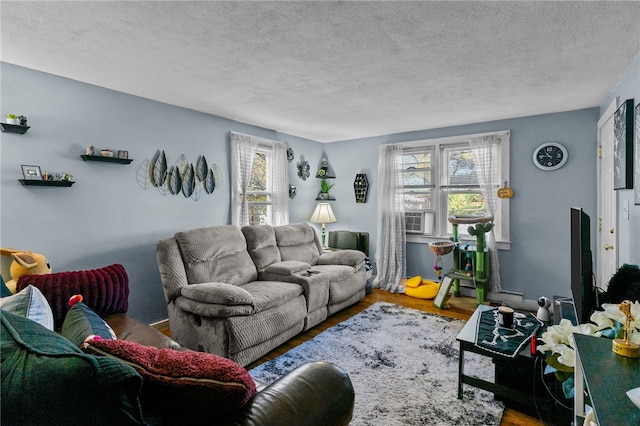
<box><xmin>532</xmin><ymin>142</ymin><xmax>568</xmax><ymax>171</ymax></box>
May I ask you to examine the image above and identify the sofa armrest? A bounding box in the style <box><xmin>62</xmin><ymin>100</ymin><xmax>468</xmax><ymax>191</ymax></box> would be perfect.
<box><xmin>181</xmin><ymin>282</ymin><xmax>255</xmax><ymax>306</ymax></box>
<box><xmin>225</xmin><ymin>361</ymin><xmax>354</xmax><ymax>426</ymax></box>
<box><xmin>264</xmin><ymin>261</ymin><xmax>311</xmax><ymax>276</ymax></box>
<box><xmin>318</xmin><ymin>250</ymin><xmax>365</xmax><ymax>268</ymax></box>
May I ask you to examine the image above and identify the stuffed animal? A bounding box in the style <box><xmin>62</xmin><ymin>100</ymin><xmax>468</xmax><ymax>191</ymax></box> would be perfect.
<box><xmin>0</xmin><ymin>248</ymin><xmax>51</xmax><ymax>294</ymax></box>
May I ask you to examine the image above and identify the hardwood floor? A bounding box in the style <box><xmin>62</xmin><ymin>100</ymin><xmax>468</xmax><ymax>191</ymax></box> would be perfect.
<box><xmin>159</xmin><ymin>289</ymin><xmax>544</xmax><ymax>426</ymax></box>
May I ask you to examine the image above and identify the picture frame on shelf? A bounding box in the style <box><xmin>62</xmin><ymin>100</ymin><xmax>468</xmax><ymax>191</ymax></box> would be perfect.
<box><xmin>118</xmin><ymin>150</ymin><xmax>129</xmax><ymax>159</ymax></box>
<box><xmin>635</xmin><ymin>103</ymin><xmax>640</xmax><ymax>205</ymax></box>
<box><xmin>21</xmin><ymin>165</ymin><xmax>42</xmax><ymax>180</ymax></box>
<box><xmin>613</xmin><ymin>99</ymin><xmax>634</xmax><ymax>190</ymax></box>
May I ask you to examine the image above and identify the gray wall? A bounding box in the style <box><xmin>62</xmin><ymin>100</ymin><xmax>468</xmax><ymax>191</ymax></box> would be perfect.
<box><xmin>0</xmin><ymin>62</ymin><xmax>320</xmax><ymax>323</ymax></box>
<box><xmin>2</xmin><ymin>56</ymin><xmax>637</xmax><ymax>323</ymax></box>
<box><xmin>323</xmin><ymin>109</ymin><xmax>599</xmax><ymax>301</ymax></box>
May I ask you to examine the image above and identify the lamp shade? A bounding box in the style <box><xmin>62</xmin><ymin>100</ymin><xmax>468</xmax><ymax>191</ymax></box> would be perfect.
<box><xmin>309</xmin><ymin>203</ymin><xmax>337</xmax><ymax>224</ymax></box>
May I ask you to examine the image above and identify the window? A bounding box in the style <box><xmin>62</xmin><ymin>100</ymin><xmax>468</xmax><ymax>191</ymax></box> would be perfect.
<box><xmin>400</xmin><ymin>131</ymin><xmax>510</xmax><ymax>247</ymax></box>
<box><xmin>230</xmin><ymin>132</ymin><xmax>288</xmax><ymax>226</ymax></box>
<box><xmin>245</xmin><ymin>150</ymin><xmax>271</xmax><ymax>225</ymax></box>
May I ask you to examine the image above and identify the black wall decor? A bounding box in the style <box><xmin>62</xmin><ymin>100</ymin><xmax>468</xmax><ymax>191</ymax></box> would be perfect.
<box><xmin>614</xmin><ymin>98</ymin><xmax>634</xmax><ymax>190</ymax></box>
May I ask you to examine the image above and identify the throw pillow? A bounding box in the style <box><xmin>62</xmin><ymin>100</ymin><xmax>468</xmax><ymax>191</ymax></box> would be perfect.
<box><xmin>181</xmin><ymin>282</ymin><xmax>255</xmax><ymax>306</ymax></box>
<box><xmin>0</xmin><ymin>285</ymin><xmax>54</xmax><ymax>330</ymax></box>
<box><xmin>0</xmin><ymin>311</ymin><xmax>145</xmax><ymax>426</ymax></box>
<box><xmin>83</xmin><ymin>338</ymin><xmax>257</xmax><ymax>418</ymax></box>
<box><xmin>60</xmin><ymin>301</ymin><xmax>117</xmax><ymax>347</ymax></box>
<box><xmin>16</xmin><ymin>263</ymin><xmax>129</xmax><ymax>329</ymax></box>
<box><xmin>0</xmin><ymin>275</ymin><xmax>12</xmax><ymax>297</ymax></box>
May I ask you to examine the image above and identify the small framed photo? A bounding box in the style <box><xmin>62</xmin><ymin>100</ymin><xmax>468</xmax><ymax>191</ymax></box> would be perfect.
<box><xmin>21</xmin><ymin>165</ymin><xmax>42</xmax><ymax>180</ymax></box>
<box><xmin>117</xmin><ymin>150</ymin><xmax>128</xmax><ymax>159</ymax></box>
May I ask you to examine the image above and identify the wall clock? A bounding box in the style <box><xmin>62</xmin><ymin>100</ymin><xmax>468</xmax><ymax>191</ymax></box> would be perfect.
<box><xmin>532</xmin><ymin>142</ymin><xmax>568</xmax><ymax>171</ymax></box>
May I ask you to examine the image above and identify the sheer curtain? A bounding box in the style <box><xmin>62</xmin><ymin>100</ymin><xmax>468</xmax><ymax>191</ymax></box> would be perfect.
<box><xmin>269</xmin><ymin>141</ymin><xmax>289</xmax><ymax>226</ymax></box>
<box><xmin>469</xmin><ymin>135</ymin><xmax>501</xmax><ymax>293</ymax></box>
<box><xmin>230</xmin><ymin>132</ymin><xmax>259</xmax><ymax>226</ymax></box>
<box><xmin>372</xmin><ymin>144</ymin><xmax>406</xmax><ymax>293</ymax></box>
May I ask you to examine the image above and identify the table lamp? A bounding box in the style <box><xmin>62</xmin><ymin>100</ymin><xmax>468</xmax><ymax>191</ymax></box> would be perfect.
<box><xmin>310</xmin><ymin>202</ymin><xmax>337</xmax><ymax>247</ymax></box>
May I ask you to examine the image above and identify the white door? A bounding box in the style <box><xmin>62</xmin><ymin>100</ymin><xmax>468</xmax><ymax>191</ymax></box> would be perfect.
<box><xmin>597</xmin><ymin>100</ymin><xmax>618</xmax><ymax>291</ymax></box>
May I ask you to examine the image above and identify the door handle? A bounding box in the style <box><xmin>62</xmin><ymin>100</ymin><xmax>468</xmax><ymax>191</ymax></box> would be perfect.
<box><xmin>604</xmin><ymin>244</ymin><xmax>614</xmax><ymax>250</ymax></box>
<box><xmin>609</xmin><ymin>229</ymin><xmax>615</xmax><ymax>234</ymax></box>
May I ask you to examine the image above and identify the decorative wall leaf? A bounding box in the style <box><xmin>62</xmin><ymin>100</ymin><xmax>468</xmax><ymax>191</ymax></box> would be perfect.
<box><xmin>191</xmin><ymin>181</ymin><xmax>203</xmax><ymax>201</ymax></box>
<box><xmin>168</xmin><ymin>166</ymin><xmax>182</xmax><ymax>195</ymax></box>
<box><xmin>196</xmin><ymin>155</ymin><xmax>208</xmax><ymax>182</ymax></box>
<box><xmin>174</xmin><ymin>154</ymin><xmax>189</xmax><ymax>176</ymax></box>
<box><xmin>211</xmin><ymin>163</ymin><xmax>223</xmax><ymax>187</ymax></box>
<box><xmin>153</xmin><ymin>150</ymin><xmax>167</xmax><ymax>187</ymax></box>
<box><xmin>205</xmin><ymin>168</ymin><xmax>216</xmax><ymax>193</ymax></box>
<box><xmin>182</xmin><ymin>163</ymin><xmax>195</xmax><ymax>198</ymax></box>
<box><xmin>136</xmin><ymin>159</ymin><xmax>153</xmax><ymax>189</ymax></box>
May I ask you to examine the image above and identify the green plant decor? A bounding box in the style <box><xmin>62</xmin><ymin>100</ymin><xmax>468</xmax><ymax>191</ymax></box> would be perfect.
<box><xmin>320</xmin><ymin>180</ymin><xmax>334</xmax><ymax>194</ymax></box>
<box><xmin>6</xmin><ymin>114</ymin><xmax>17</xmax><ymax>119</ymax></box>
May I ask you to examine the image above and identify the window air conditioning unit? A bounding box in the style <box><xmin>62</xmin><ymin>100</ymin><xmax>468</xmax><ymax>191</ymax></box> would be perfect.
<box><xmin>405</xmin><ymin>211</ymin><xmax>424</xmax><ymax>233</ymax></box>
<box><xmin>405</xmin><ymin>211</ymin><xmax>435</xmax><ymax>234</ymax></box>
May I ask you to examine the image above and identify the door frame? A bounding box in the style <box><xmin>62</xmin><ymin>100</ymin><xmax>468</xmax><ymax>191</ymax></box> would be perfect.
<box><xmin>596</xmin><ymin>98</ymin><xmax>619</xmax><ymax>291</ymax></box>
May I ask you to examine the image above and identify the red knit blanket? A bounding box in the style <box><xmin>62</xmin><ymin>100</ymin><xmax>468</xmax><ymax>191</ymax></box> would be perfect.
<box><xmin>17</xmin><ymin>263</ymin><xmax>129</xmax><ymax>329</ymax></box>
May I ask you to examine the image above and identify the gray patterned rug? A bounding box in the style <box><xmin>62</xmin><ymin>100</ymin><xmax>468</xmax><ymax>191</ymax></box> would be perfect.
<box><xmin>249</xmin><ymin>302</ymin><xmax>504</xmax><ymax>426</ymax></box>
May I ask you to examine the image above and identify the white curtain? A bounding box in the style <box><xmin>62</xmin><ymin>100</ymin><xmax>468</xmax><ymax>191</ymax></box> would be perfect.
<box><xmin>270</xmin><ymin>141</ymin><xmax>289</xmax><ymax>226</ymax></box>
<box><xmin>469</xmin><ymin>135</ymin><xmax>502</xmax><ymax>293</ymax></box>
<box><xmin>372</xmin><ymin>144</ymin><xmax>406</xmax><ymax>293</ymax></box>
<box><xmin>230</xmin><ymin>132</ymin><xmax>289</xmax><ymax>227</ymax></box>
<box><xmin>230</xmin><ymin>132</ymin><xmax>258</xmax><ymax>226</ymax></box>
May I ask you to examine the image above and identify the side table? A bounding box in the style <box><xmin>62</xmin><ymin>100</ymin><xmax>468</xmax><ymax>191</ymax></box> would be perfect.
<box><xmin>573</xmin><ymin>333</ymin><xmax>640</xmax><ymax>425</ymax></box>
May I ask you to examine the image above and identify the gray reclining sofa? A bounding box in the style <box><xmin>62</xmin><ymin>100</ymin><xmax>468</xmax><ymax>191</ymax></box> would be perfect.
<box><xmin>156</xmin><ymin>223</ymin><xmax>366</xmax><ymax>366</ymax></box>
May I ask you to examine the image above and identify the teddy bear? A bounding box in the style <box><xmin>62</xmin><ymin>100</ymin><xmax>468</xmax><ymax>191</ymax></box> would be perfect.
<box><xmin>0</xmin><ymin>248</ymin><xmax>51</xmax><ymax>294</ymax></box>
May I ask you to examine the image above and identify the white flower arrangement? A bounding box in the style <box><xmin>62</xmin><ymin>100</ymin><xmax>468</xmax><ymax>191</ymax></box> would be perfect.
<box><xmin>538</xmin><ymin>301</ymin><xmax>640</xmax><ymax>369</ymax></box>
<box><xmin>537</xmin><ymin>301</ymin><xmax>639</xmax><ymax>399</ymax></box>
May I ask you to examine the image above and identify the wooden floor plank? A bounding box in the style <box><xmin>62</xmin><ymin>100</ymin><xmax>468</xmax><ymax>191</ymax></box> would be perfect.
<box><xmin>157</xmin><ymin>289</ymin><xmax>545</xmax><ymax>426</ymax></box>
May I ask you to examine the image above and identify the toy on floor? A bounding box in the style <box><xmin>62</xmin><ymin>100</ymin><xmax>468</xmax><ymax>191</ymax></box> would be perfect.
<box><xmin>404</xmin><ymin>275</ymin><xmax>441</xmax><ymax>300</ymax></box>
<box><xmin>0</xmin><ymin>248</ymin><xmax>51</xmax><ymax>294</ymax></box>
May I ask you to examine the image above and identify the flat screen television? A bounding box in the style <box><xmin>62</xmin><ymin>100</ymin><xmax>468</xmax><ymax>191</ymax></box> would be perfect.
<box><xmin>570</xmin><ymin>207</ymin><xmax>596</xmax><ymax>324</ymax></box>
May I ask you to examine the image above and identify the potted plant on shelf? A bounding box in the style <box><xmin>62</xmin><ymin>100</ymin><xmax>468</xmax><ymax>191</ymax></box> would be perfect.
<box><xmin>318</xmin><ymin>179</ymin><xmax>334</xmax><ymax>200</ymax></box>
<box><xmin>6</xmin><ymin>114</ymin><xmax>19</xmax><ymax>125</ymax></box>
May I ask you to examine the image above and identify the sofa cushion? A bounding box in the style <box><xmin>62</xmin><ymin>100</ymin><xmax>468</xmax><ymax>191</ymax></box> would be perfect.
<box><xmin>274</xmin><ymin>223</ymin><xmax>321</xmax><ymax>265</ymax></box>
<box><xmin>175</xmin><ymin>225</ymin><xmax>258</xmax><ymax>286</ymax></box>
<box><xmin>0</xmin><ymin>285</ymin><xmax>54</xmax><ymax>330</ymax></box>
<box><xmin>181</xmin><ymin>282</ymin><xmax>255</xmax><ymax>306</ymax></box>
<box><xmin>0</xmin><ymin>310</ymin><xmax>145</xmax><ymax>426</ymax></box>
<box><xmin>16</xmin><ymin>263</ymin><xmax>129</xmax><ymax>329</ymax></box>
<box><xmin>242</xmin><ymin>225</ymin><xmax>282</xmax><ymax>271</ymax></box>
<box><xmin>60</xmin><ymin>301</ymin><xmax>116</xmax><ymax>347</ymax></box>
<box><xmin>83</xmin><ymin>338</ymin><xmax>257</xmax><ymax>417</ymax></box>
<box><xmin>240</xmin><ymin>280</ymin><xmax>304</xmax><ymax>312</ymax></box>
<box><xmin>265</xmin><ymin>260</ymin><xmax>312</xmax><ymax>276</ymax></box>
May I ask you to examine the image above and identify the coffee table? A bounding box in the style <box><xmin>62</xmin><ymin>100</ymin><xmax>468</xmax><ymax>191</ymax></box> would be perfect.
<box><xmin>456</xmin><ymin>305</ymin><xmax>558</xmax><ymax>419</ymax></box>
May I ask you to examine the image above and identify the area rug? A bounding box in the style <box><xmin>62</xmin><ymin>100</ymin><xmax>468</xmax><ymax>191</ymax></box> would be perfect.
<box><xmin>249</xmin><ymin>302</ymin><xmax>504</xmax><ymax>426</ymax></box>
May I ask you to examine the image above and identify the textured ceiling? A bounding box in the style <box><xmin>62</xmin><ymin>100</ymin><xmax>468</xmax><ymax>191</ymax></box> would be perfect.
<box><xmin>1</xmin><ymin>1</ymin><xmax>639</xmax><ymax>142</ymax></box>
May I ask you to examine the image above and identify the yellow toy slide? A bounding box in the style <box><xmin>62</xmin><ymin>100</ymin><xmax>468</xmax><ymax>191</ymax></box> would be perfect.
<box><xmin>404</xmin><ymin>276</ymin><xmax>441</xmax><ymax>299</ymax></box>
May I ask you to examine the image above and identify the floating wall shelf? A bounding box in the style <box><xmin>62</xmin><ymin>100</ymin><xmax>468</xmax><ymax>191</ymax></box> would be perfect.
<box><xmin>81</xmin><ymin>155</ymin><xmax>133</xmax><ymax>164</ymax></box>
<box><xmin>1</xmin><ymin>123</ymin><xmax>30</xmax><ymax>134</ymax></box>
<box><xmin>19</xmin><ymin>179</ymin><xmax>75</xmax><ymax>187</ymax></box>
